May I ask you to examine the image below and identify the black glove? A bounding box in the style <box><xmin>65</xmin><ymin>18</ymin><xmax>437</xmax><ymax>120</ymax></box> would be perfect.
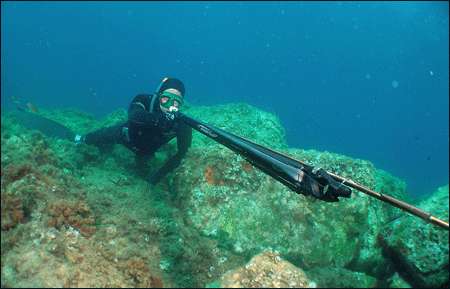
<box><xmin>297</xmin><ymin>166</ymin><xmax>351</xmax><ymax>202</ymax></box>
<box><xmin>129</xmin><ymin>110</ymin><xmax>161</xmax><ymax>125</ymax></box>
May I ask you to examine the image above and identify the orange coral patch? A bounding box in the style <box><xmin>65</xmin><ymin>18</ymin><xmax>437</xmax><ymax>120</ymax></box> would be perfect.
<box><xmin>242</xmin><ymin>163</ymin><xmax>253</xmax><ymax>172</ymax></box>
<box><xmin>46</xmin><ymin>200</ymin><xmax>95</xmax><ymax>238</ymax></box>
<box><xmin>204</xmin><ymin>165</ymin><xmax>215</xmax><ymax>185</ymax></box>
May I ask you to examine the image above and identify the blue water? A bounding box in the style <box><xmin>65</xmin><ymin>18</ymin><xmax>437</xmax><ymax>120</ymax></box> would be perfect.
<box><xmin>2</xmin><ymin>1</ymin><xmax>448</xmax><ymax>198</ymax></box>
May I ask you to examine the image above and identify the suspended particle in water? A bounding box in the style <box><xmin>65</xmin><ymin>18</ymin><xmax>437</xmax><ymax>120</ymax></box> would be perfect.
<box><xmin>366</xmin><ymin>73</ymin><xmax>370</xmax><ymax>80</ymax></box>
<box><xmin>392</xmin><ymin>80</ymin><xmax>398</xmax><ymax>88</ymax></box>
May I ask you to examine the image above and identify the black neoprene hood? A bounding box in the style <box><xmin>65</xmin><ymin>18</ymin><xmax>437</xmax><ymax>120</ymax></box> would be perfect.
<box><xmin>158</xmin><ymin>78</ymin><xmax>185</xmax><ymax>98</ymax></box>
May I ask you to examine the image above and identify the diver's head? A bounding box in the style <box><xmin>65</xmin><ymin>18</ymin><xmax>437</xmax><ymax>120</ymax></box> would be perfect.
<box><xmin>157</xmin><ymin>78</ymin><xmax>185</xmax><ymax>114</ymax></box>
<box><xmin>160</xmin><ymin>88</ymin><xmax>183</xmax><ymax>113</ymax></box>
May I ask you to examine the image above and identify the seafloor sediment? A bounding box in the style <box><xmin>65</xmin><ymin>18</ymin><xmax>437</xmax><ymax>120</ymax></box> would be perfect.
<box><xmin>1</xmin><ymin>104</ymin><xmax>448</xmax><ymax>287</ymax></box>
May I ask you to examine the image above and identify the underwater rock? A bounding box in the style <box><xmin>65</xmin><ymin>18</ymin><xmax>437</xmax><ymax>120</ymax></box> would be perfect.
<box><xmin>306</xmin><ymin>264</ymin><xmax>377</xmax><ymax>288</ymax></box>
<box><xmin>2</xmin><ymin>104</ymin><xmax>446</xmax><ymax>288</ymax></box>
<box><xmin>1</xmin><ymin>110</ymin><xmax>170</xmax><ymax>287</ymax></box>
<box><xmin>216</xmin><ymin>249</ymin><xmax>315</xmax><ymax>288</ymax></box>
<box><xmin>45</xmin><ymin>199</ymin><xmax>95</xmax><ymax>238</ymax></box>
<box><xmin>376</xmin><ymin>185</ymin><xmax>449</xmax><ymax>287</ymax></box>
<box><xmin>174</xmin><ymin>143</ymin><xmax>408</xmax><ymax>275</ymax></box>
<box><xmin>37</xmin><ymin>108</ymin><xmax>127</xmax><ymax>135</ymax></box>
<box><xmin>125</xmin><ymin>257</ymin><xmax>164</xmax><ymax>288</ymax></box>
<box><xmin>185</xmin><ymin>103</ymin><xmax>288</xmax><ymax>150</ymax></box>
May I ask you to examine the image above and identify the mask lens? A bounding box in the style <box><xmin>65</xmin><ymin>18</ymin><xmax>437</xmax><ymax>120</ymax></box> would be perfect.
<box><xmin>160</xmin><ymin>92</ymin><xmax>183</xmax><ymax>109</ymax></box>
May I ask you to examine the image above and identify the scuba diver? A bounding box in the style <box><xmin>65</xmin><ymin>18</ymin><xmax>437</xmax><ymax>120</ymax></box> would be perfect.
<box><xmin>73</xmin><ymin>78</ymin><xmax>192</xmax><ymax>185</ymax></box>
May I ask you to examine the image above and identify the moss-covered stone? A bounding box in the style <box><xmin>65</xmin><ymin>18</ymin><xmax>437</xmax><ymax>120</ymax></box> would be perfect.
<box><xmin>184</xmin><ymin>103</ymin><xmax>288</xmax><ymax>150</ymax></box>
<box><xmin>2</xmin><ymin>103</ymin><xmax>448</xmax><ymax>288</ymax></box>
<box><xmin>374</xmin><ymin>185</ymin><xmax>449</xmax><ymax>287</ymax></box>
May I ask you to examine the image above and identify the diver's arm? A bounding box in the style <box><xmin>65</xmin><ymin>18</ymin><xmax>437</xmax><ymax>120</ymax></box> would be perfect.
<box><xmin>151</xmin><ymin>122</ymin><xmax>192</xmax><ymax>185</ymax></box>
<box><xmin>128</xmin><ymin>94</ymin><xmax>152</xmax><ymax>112</ymax></box>
<box><xmin>128</xmin><ymin>94</ymin><xmax>163</xmax><ymax>125</ymax></box>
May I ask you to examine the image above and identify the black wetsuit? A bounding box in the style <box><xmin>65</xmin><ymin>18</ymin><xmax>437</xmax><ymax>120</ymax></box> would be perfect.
<box><xmin>84</xmin><ymin>93</ymin><xmax>192</xmax><ymax>183</ymax></box>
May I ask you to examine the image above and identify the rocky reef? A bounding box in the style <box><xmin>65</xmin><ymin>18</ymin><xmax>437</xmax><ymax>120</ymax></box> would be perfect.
<box><xmin>1</xmin><ymin>103</ymin><xmax>448</xmax><ymax>287</ymax></box>
<box><xmin>214</xmin><ymin>249</ymin><xmax>315</xmax><ymax>288</ymax></box>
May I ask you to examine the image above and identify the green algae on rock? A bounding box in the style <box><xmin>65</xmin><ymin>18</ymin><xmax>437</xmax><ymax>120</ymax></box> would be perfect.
<box><xmin>375</xmin><ymin>185</ymin><xmax>449</xmax><ymax>287</ymax></box>
<box><xmin>2</xmin><ymin>103</ymin><xmax>448</xmax><ymax>288</ymax></box>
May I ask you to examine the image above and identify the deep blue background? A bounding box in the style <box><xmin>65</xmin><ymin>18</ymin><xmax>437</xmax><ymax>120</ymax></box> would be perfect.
<box><xmin>2</xmin><ymin>1</ymin><xmax>448</xmax><ymax>198</ymax></box>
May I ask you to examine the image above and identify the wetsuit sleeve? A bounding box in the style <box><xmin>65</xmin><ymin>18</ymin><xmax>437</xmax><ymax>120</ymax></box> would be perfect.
<box><xmin>152</xmin><ymin>122</ymin><xmax>192</xmax><ymax>184</ymax></box>
<box><xmin>84</xmin><ymin>123</ymin><xmax>126</xmax><ymax>146</ymax></box>
<box><xmin>128</xmin><ymin>94</ymin><xmax>153</xmax><ymax>112</ymax></box>
<box><xmin>128</xmin><ymin>94</ymin><xmax>161</xmax><ymax>125</ymax></box>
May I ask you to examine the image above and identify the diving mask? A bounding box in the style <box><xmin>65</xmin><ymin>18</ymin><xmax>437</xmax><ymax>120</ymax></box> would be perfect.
<box><xmin>160</xmin><ymin>89</ymin><xmax>183</xmax><ymax>113</ymax></box>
